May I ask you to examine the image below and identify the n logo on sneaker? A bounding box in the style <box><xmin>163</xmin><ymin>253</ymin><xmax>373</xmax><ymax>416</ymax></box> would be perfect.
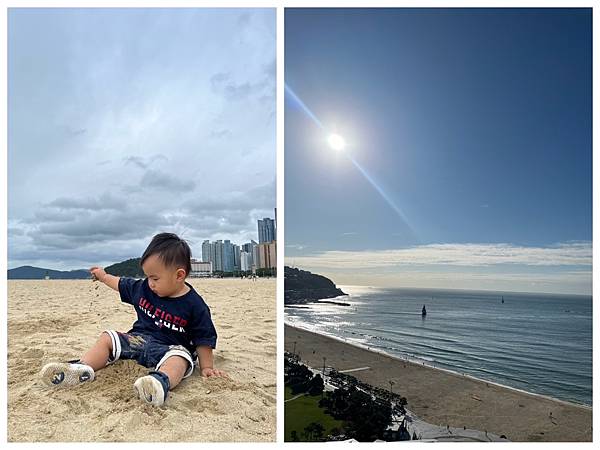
<box><xmin>52</xmin><ymin>372</ymin><xmax>65</xmax><ymax>385</ymax></box>
<box><xmin>79</xmin><ymin>373</ymin><xmax>91</xmax><ymax>382</ymax></box>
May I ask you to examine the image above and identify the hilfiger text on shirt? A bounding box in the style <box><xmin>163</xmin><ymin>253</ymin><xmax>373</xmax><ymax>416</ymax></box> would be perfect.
<box><xmin>138</xmin><ymin>297</ymin><xmax>188</xmax><ymax>332</ymax></box>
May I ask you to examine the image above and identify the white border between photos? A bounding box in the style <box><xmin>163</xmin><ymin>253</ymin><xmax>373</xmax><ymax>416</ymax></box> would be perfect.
<box><xmin>1</xmin><ymin>1</ymin><xmax>598</xmax><ymax>449</ymax></box>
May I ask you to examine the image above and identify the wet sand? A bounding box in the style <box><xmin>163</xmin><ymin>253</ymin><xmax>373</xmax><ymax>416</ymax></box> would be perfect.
<box><xmin>8</xmin><ymin>279</ymin><xmax>276</xmax><ymax>442</ymax></box>
<box><xmin>285</xmin><ymin>325</ymin><xmax>592</xmax><ymax>442</ymax></box>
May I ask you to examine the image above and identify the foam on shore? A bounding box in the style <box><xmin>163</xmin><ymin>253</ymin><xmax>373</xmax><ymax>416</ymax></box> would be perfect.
<box><xmin>287</xmin><ymin>321</ymin><xmax>591</xmax><ymax>410</ymax></box>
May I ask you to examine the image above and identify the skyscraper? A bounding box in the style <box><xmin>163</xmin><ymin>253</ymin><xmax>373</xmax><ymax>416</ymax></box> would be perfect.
<box><xmin>258</xmin><ymin>217</ymin><xmax>276</xmax><ymax>243</ymax></box>
<box><xmin>214</xmin><ymin>240</ymin><xmax>224</xmax><ymax>272</ymax></box>
<box><xmin>222</xmin><ymin>240</ymin><xmax>234</xmax><ymax>272</ymax></box>
<box><xmin>202</xmin><ymin>240</ymin><xmax>211</xmax><ymax>263</ymax></box>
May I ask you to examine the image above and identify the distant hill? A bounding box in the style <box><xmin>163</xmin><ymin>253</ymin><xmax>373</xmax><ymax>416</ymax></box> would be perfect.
<box><xmin>105</xmin><ymin>258</ymin><xmax>143</xmax><ymax>277</ymax></box>
<box><xmin>8</xmin><ymin>266</ymin><xmax>90</xmax><ymax>280</ymax></box>
<box><xmin>284</xmin><ymin>266</ymin><xmax>347</xmax><ymax>305</ymax></box>
<box><xmin>8</xmin><ymin>257</ymin><xmax>144</xmax><ymax>280</ymax></box>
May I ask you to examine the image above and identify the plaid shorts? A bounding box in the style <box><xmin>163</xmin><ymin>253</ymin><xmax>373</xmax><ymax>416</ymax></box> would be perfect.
<box><xmin>103</xmin><ymin>330</ymin><xmax>196</xmax><ymax>378</ymax></box>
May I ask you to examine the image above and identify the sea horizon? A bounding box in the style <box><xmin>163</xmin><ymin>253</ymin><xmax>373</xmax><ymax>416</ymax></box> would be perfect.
<box><xmin>336</xmin><ymin>284</ymin><xmax>592</xmax><ymax>299</ymax></box>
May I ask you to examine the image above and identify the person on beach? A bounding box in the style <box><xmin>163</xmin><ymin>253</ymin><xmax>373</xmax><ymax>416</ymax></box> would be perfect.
<box><xmin>40</xmin><ymin>232</ymin><xmax>227</xmax><ymax>406</ymax></box>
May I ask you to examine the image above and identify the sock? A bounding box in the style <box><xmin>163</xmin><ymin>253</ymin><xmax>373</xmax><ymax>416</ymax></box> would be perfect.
<box><xmin>148</xmin><ymin>370</ymin><xmax>171</xmax><ymax>399</ymax></box>
<box><xmin>68</xmin><ymin>359</ymin><xmax>93</xmax><ymax>369</ymax></box>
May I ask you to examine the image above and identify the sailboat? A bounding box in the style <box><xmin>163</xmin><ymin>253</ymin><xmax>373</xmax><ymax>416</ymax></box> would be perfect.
<box><xmin>501</xmin><ymin>296</ymin><xmax>504</xmax><ymax>304</ymax></box>
<box><xmin>422</xmin><ymin>305</ymin><xmax>427</xmax><ymax>316</ymax></box>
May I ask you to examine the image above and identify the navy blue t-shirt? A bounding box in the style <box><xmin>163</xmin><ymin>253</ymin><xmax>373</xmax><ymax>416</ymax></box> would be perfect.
<box><xmin>118</xmin><ymin>277</ymin><xmax>217</xmax><ymax>354</ymax></box>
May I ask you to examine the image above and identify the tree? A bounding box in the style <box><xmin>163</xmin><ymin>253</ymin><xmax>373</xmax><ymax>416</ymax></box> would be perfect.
<box><xmin>290</xmin><ymin>430</ymin><xmax>299</xmax><ymax>442</ymax></box>
<box><xmin>284</xmin><ymin>359</ymin><xmax>314</xmax><ymax>394</ymax></box>
<box><xmin>312</xmin><ymin>422</ymin><xmax>325</xmax><ymax>440</ymax></box>
<box><xmin>303</xmin><ymin>422</ymin><xmax>325</xmax><ymax>441</ymax></box>
<box><xmin>308</xmin><ymin>374</ymin><xmax>324</xmax><ymax>396</ymax></box>
<box><xmin>398</xmin><ymin>396</ymin><xmax>408</xmax><ymax>414</ymax></box>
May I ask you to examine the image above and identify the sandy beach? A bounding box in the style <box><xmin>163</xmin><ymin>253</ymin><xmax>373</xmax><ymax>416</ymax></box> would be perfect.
<box><xmin>285</xmin><ymin>325</ymin><xmax>592</xmax><ymax>442</ymax></box>
<box><xmin>8</xmin><ymin>278</ymin><xmax>276</xmax><ymax>442</ymax></box>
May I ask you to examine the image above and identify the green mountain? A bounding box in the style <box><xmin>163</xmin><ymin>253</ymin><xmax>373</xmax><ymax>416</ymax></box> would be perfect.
<box><xmin>105</xmin><ymin>258</ymin><xmax>143</xmax><ymax>277</ymax></box>
<box><xmin>284</xmin><ymin>266</ymin><xmax>347</xmax><ymax>305</ymax></box>
<box><xmin>8</xmin><ymin>266</ymin><xmax>90</xmax><ymax>280</ymax></box>
<box><xmin>9</xmin><ymin>257</ymin><xmax>144</xmax><ymax>280</ymax></box>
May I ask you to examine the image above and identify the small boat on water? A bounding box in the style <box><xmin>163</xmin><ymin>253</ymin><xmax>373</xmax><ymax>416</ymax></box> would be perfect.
<box><xmin>501</xmin><ymin>296</ymin><xmax>504</xmax><ymax>304</ymax></box>
<box><xmin>422</xmin><ymin>305</ymin><xmax>427</xmax><ymax>316</ymax></box>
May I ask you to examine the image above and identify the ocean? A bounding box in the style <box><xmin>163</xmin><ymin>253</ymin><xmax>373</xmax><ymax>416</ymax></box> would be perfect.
<box><xmin>285</xmin><ymin>286</ymin><xmax>592</xmax><ymax>406</ymax></box>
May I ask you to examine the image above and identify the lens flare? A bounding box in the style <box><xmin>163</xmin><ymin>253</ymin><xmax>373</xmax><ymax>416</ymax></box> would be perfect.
<box><xmin>285</xmin><ymin>82</ymin><xmax>415</xmax><ymax>236</ymax></box>
<box><xmin>285</xmin><ymin>84</ymin><xmax>324</xmax><ymax>129</ymax></box>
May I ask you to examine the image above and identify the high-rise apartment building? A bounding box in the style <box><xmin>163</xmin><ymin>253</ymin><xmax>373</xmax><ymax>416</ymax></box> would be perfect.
<box><xmin>256</xmin><ymin>241</ymin><xmax>277</xmax><ymax>269</ymax></box>
<box><xmin>258</xmin><ymin>217</ymin><xmax>276</xmax><ymax>243</ymax></box>
<box><xmin>201</xmin><ymin>239</ymin><xmax>238</xmax><ymax>273</ymax></box>
<box><xmin>240</xmin><ymin>251</ymin><xmax>252</xmax><ymax>272</ymax></box>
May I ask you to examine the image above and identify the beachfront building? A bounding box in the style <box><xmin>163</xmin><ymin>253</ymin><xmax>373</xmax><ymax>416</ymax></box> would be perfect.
<box><xmin>190</xmin><ymin>259</ymin><xmax>212</xmax><ymax>277</ymax></box>
<box><xmin>201</xmin><ymin>239</ymin><xmax>239</xmax><ymax>274</ymax></box>
<box><xmin>252</xmin><ymin>245</ymin><xmax>260</xmax><ymax>270</ymax></box>
<box><xmin>201</xmin><ymin>240</ymin><xmax>215</xmax><ymax>266</ymax></box>
<box><xmin>222</xmin><ymin>240</ymin><xmax>234</xmax><ymax>272</ymax></box>
<box><xmin>258</xmin><ymin>217</ymin><xmax>276</xmax><ymax>243</ymax></box>
<box><xmin>200</xmin><ymin>237</ymin><xmax>269</xmax><ymax>274</ymax></box>
<box><xmin>233</xmin><ymin>244</ymin><xmax>241</xmax><ymax>271</ymax></box>
<box><xmin>256</xmin><ymin>240</ymin><xmax>277</xmax><ymax>269</ymax></box>
<box><xmin>240</xmin><ymin>251</ymin><xmax>253</xmax><ymax>272</ymax></box>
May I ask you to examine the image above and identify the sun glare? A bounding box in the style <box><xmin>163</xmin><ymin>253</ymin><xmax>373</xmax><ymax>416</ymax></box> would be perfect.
<box><xmin>327</xmin><ymin>133</ymin><xmax>346</xmax><ymax>151</ymax></box>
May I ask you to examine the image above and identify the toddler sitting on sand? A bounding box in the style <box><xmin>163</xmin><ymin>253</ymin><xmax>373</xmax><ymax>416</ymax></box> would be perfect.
<box><xmin>40</xmin><ymin>232</ymin><xmax>227</xmax><ymax>406</ymax></box>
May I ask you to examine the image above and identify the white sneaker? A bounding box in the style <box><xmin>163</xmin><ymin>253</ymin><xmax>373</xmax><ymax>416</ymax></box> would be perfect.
<box><xmin>134</xmin><ymin>375</ymin><xmax>166</xmax><ymax>406</ymax></box>
<box><xmin>40</xmin><ymin>362</ymin><xmax>95</xmax><ymax>387</ymax></box>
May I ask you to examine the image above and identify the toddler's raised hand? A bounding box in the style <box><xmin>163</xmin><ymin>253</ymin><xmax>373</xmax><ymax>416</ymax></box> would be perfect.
<box><xmin>90</xmin><ymin>267</ymin><xmax>106</xmax><ymax>282</ymax></box>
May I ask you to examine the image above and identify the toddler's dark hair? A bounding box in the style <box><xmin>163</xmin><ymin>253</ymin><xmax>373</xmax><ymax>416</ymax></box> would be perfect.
<box><xmin>141</xmin><ymin>233</ymin><xmax>192</xmax><ymax>276</ymax></box>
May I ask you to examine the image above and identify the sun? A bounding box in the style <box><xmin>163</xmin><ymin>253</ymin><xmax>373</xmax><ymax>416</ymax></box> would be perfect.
<box><xmin>327</xmin><ymin>133</ymin><xmax>346</xmax><ymax>151</ymax></box>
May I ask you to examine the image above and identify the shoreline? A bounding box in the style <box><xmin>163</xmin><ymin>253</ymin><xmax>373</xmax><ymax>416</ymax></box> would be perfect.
<box><xmin>286</xmin><ymin>321</ymin><xmax>590</xmax><ymax>410</ymax></box>
<box><xmin>285</xmin><ymin>324</ymin><xmax>592</xmax><ymax>442</ymax></box>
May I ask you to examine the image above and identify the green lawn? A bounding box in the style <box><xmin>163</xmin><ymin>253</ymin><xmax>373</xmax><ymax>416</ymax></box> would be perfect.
<box><xmin>284</xmin><ymin>386</ymin><xmax>345</xmax><ymax>442</ymax></box>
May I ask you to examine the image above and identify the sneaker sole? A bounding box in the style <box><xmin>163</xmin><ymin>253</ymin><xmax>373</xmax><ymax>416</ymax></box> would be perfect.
<box><xmin>40</xmin><ymin>363</ymin><xmax>94</xmax><ymax>387</ymax></box>
<box><xmin>133</xmin><ymin>376</ymin><xmax>165</xmax><ymax>406</ymax></box>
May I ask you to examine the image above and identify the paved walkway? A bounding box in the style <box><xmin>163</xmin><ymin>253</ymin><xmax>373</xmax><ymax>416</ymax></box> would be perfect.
<box><xmin>285</xmin><ymin>393</ymin><xmax>306</xmax><ymax>403</ymax></box>
<box><xmin>338</xmin><ymin>366</ymin><xmax>371</xmax><ymax>373</ymax></box>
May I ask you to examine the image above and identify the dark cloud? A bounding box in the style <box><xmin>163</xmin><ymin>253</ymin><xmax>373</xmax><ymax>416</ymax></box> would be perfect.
<box><xmin>210</xmin><ymin>71</ymin><xmax>270</xmax><ymax>101</ymax></box>
<box><xmin>210</xmin><ymin>72</ymin><xmax>230</xmax><ymax>89</ymax></box>
<box><xmin>47</xmin><ymin>192</ymin><xmax>123</xmax><ymax>211</ymax></box>
<box><xmin>184</xmin><ymin>179</ymin><xmax>275</xmax><ymax>212</ymax></box>
<box><xmin>28</xmin><ymin>209</ymin><xmax>170</xmax><ymax>249</ymax></box>
<box><xmin>8</xmin><ymin>227</ymin><xmax>25</xmax><ymax>236</ymax></box>
<box><xmin>140</xmin><ymin>169</ymin><xmax>196</xmax><ymax>191</ymax></box>
<box><xmin>223</xmin><ymin>81</ymin><xmax>264</xmax><ymax>100</ymax></box>
<box><xmin>124</xmin><ymin>156</ymin><xmax>149</xmax><ymax>169</ymax></box>
<box><xmin>123</xmin><ymin>154</ymin><xmax>169</xmax><ymax>170</ymax></box>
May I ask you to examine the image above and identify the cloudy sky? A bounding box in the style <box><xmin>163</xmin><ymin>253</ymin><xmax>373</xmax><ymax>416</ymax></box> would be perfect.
<box><xmin>285</xmin><ymin>9</ymin><xmax>592</xmax><ymax>295</ymax></box>
<box><xmin>8</xmin><ymin>8</ymin><xmax>275</xmax><ymax>270</ymax></box>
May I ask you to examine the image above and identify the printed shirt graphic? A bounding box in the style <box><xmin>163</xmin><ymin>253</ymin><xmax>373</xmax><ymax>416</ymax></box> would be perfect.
<box><xmin>118</xmin><ymin>277</ymin><xmax>217</xmax><ymax>353</ymax></box>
